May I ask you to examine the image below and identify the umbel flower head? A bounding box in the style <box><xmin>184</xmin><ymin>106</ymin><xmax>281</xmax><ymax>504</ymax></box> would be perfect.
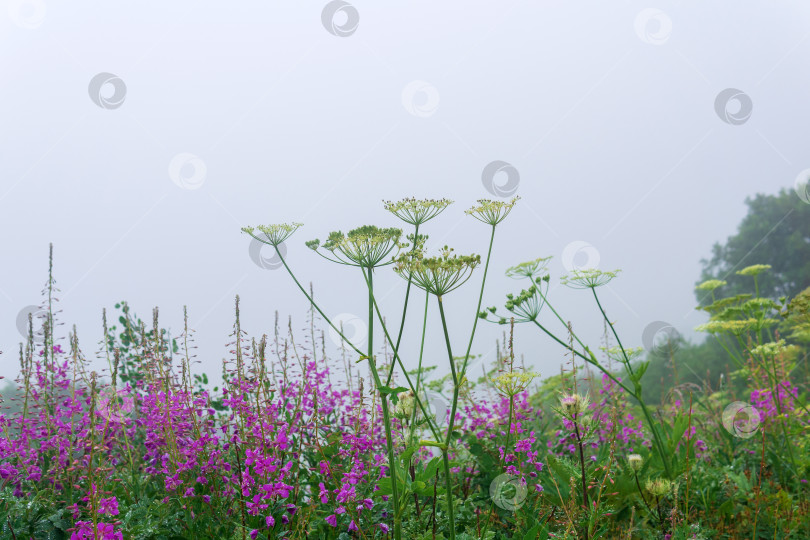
<box><xmin>501</xmin><ymin>285</ymin><xmax>546</xmax><ymax>323</ymax></box>
<box><xmin>492</xmin><ymin>371</ymin><xmax>539</xmax><ymax>397</ymax></box>
<box><xmin>505</xmin><ymin>256</ymin><xmax>553</xmax><ymax>280</ymax></box>
<box><xmin>736</xmin><ymin>264</ymin><xmax>772</xmax><ymax>277</ymax></box>
<box><xmin>465</xmin><ymin>196</ymin><xmax>520</xmax><ymax>225</ymax></box>
<box><xmin>306</xmin><ymin>225</ymin><xmax>402</xmax><ymax>268</ymax></box>
<box><xmin>242</xmin><ymin>223</ymin><xmax>303</xmax><ymax>247</ymax></box>
<box><xmin>696</xmin><ymin>279</ymin><xmax>727</xmax><ymax>291</ymax></box>
<box><xmin>383</xmin><ymin>198</ymin><xmax>453</xmax><ymax>226</ymax></box>
<box><xmin>601</xmin><ymin>346</ymin><xmax>644</xmax><ymax>363</ymax></box>
<box><xmin>749</xmin><ymin>339</ymin><xmax>799</xmax><ymax>359</ymax></box>
<box><xmin>561</xmin><ymin>268</ymin><xmax>620</xmax><ymax>289</ymax></box>
<box><xmin>695</xmin><ymin>318</ymin><xmax>774</xmax><ymax>336</ymax></box>
<box><xmin>393</xmin><ymin>246</ymin><xmax>480</xmax><ymax>296</ymax></box>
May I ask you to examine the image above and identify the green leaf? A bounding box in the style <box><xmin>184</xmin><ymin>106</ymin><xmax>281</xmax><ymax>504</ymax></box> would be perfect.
<box><xmin>523</xmin><ymin>523</ymin><xmax>549</xmax><ymax>540</ymax></box>
<box><xmin>400</xmin><ymin>445</ymin><xmax>418</xmax><ymax>469</ymax></box>
<box><xmin>378</xmin><ymin>385</ymin><xmax>409</xmax><ymax>404</ymax></box>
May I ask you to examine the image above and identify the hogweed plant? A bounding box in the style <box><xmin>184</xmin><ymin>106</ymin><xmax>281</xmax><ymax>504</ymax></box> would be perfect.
<box><xmin>1</xmin><ymin>209</ymin><xmax>809</xmax><ymax>539</ymax></box>
<box><xmin>480</xmin><ymin>263</ymin><xmax>676</xmax><ymax>483</ymax></box>
<box><xmin>242</xmin><ymin>197</ymin><xmax>515</xmax><ymax>540</ymax></box>
<box><xmin>695</xmin><ymin>264</ymin><xmax>810</xmax><ymax>484</ymax></box>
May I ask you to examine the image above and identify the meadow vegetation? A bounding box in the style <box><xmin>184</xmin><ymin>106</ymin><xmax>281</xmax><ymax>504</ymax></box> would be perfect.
<box><xmin>1</xmin><ymin>194</ymin><xmax>808</xmax><ymax>539</ymax></box>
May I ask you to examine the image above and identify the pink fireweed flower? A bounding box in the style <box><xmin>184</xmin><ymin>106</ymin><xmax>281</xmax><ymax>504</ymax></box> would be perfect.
<box><xmin>98</xmin><ymin>496</ymin><xmax>119</xmax><ymax>516</ymax></box>
<box><xmin>70</xmin><ymin>521</ymin><xmax>122</xmax><ymax>540</ymax></box>
<box><xmin>164</xmin><ymin>474</ymin><xmax>182</xmax><ymax>491</ymax></box>
<box><xmin>0</xmin><ymin>463</ymin><xmax>17</xmax><ymax>480</ymax></box>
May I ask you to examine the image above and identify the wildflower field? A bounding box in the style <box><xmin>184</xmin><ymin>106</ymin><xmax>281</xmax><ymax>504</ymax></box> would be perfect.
<box><xmin>1</xmin><ymin>196</ymin><xmax>809</xmax><ymax>540</ymax></box>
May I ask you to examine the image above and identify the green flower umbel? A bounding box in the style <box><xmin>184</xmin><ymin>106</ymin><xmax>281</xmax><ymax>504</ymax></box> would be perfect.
<box><xmin>736</xmin><ymin>264</ymin><xmax>771</xmax><ymax>277</ymax></box>
<box><xmin>242</xmin><ymin>223</ymin><xmax>303</xmax><ymax>247</ymax></box>
<box><xmin>383</xmin><ymin>198</ymin><xmax>453</xmax><ymax>226</ymax></box>
<box><xmin>307</xmin><ymin>225</ymin><xmax>403</xmax><ymax>268</ymax></box>
<box><xmin>393</xmin><ymin>246</ymin><xmax>480</xmax><ymax>296</ymax></box>
<box><xmin>465</xmin><ymin>196</ymin><xmax>520</xmax><ymax>225</ymax></box>
<box><xmin>492</xmin><ymin>370</ymin><xmax>539</xmax><ymax>397</ymax></box>
<box><xmin>505</xmin><ymin>256</ymin><xmax>553</xmax><ymax>280</ymax></box>
<box><xmin>561</xmin><ymin>268</ymin><xmax>620</xmax><ymax>289</ymax></box>
<box><xmin>696</xmin><ymin>279</ymin><xmax>727</xmax><ymax>291</ymax></box>
<box><xmin>482</xmin><ymin>285</ymin><xmax>547</xmax><ymax>324</ymax></box>
<box><xmin>601</xmin><ymin>345</ymin><xmax>644</xmax><ymax>363</ymax></box>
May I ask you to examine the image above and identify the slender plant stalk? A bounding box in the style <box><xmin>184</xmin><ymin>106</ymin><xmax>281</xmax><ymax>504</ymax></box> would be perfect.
<box><xmin>458</xmin><ymin>224</ymin><xmax>496</xmax><ymax>381</ymax></box>
<box><xmin>275</xmin><ymin>248</ymin><xmax>365</xmax><ymax>356</ymax></box>
<box><xmin>408</xmin><ymin>290</ymin><xmax>432</xmax><ymax>441</ymax></box>
<box><xmin>361</xmin><ymin>270</ymin><xmax>442</xmax><ymax>441</ymax></box>
<box><xmin>633</xmin><ymin>472</ymin><xmax>654</xmax><ymax>516</ymax></box>
<box><xmin>436</xmin><ymin>296</ymin><xmax>458</xmax><ymax>540</ymax></box>
<box><xmin>590</xmin><ymin>289</ymin><xmax>673</xmax><ymax>479</ymax></box>
<box><xmin>386</xmin><ymin>223</ymin><xmax>419</xmax><ymax>386</ymax></box>
<box><xmin>365</xmin><ymin>269</ymin><xmax>403</xmax><ymax>540</ymax></box>
<box><xmin>574</xmin><ymin>420</ymin><xmax>589</xmax><ymax>530</ymax></box>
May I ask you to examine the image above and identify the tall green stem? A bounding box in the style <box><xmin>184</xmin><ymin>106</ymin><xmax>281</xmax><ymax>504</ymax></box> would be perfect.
<box><xmin>361</xmin><ymin>270</ymin><xmax>442</xmax><ymax>441</ymax></box>
<box><xmin>459</xmin><ymin>224</ymin><xmax>496</xmax><ymax>380</ymax></box>
<box><xmin>366</xmin><ymin>269</ymin><xmax>402</xmax><ymax>540</ymax></box>
<box><xmin>408</xmin><ymin>290</ymin><xmax>432</xmax><ymax>440</ymax></box>
<box><xmin>436</xmin><ymin>296</ymin><xmax>457</xmax><ymax>540</ymax></box>
<box><xmin>275</xmin><ymin>248</ymin><xmax>364</xmax><ymax>356</ymax></box>
<box><xmin>386</xmin><ymin>223</ymin><xmax>419</xmax><ymax>386</ymax></box>
<box><xmin>536</xmin><ymin>287</ymin><xmax>591</xmax><ymax>353</ymax></box>
<box><xmin>590</xmin><ymin>289</ymin><xmax>672</xmax><ymax>479</ymax></box>
<box><xmin>530</xmin><ymin>319</ymin><xmax>631</xmax><ymax>395</ymax></box>
<box><xmin>480</xmin><ymin>392</ymin><xmax>516</xmax><ymax>538</ymax></box>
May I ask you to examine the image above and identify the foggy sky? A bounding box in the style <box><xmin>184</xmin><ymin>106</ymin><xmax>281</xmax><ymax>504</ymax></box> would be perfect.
<box><xmin>3</xmin><ymin>1</ymin><xmax>810</xmax><ymax>387</ymax></box>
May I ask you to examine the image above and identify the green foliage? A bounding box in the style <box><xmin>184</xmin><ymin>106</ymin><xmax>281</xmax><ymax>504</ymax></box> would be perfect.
<box><xmin>0</xmin><ymin>488</ymin><xmax>69</xmax><ymax>539</ymax></box>
<box><xmin>698</xmin><ymin>188</ymin><xmax>810</xmax><ymax>304</ymax></box>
